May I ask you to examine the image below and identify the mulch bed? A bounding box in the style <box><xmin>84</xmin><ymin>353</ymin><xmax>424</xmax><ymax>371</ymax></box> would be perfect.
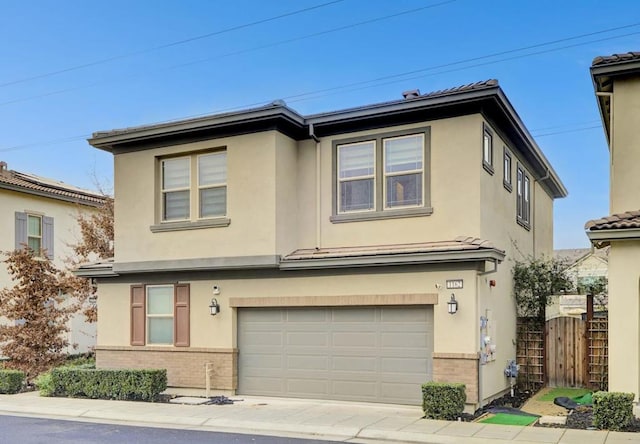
<box><xmin>538</xmin><ymin>405</ymin><xmax>640</xmax><ymax>432</ymax></box>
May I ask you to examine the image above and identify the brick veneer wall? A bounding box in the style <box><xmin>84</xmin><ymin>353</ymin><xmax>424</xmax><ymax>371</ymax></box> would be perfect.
<box><xmin>432</xmin><ymin>352</ymin><xmax>479</xmax><ymax>404</ymax></box>
<box><xmin>95</xmin><ymin>346</ymin><xmax>237</xmax><ymax>389</ymax></box>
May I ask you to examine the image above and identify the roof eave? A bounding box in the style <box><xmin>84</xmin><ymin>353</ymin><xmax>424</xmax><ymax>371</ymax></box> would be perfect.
<box><xmin>88</xmin><ymin>105</ymin><xmax>306</xmax><ymax>152</ymax></box>
<box><xmin>587</xmin><ymin>227</ymin><xmax>640</xmax><ymax>248</ymax></box>
<box><xmin>279</xmin><ymin>248</ymin><xmax>505</xmax><ymax>270</ymax></box>
<box><xmin>0</xmin><ymin>182</ymin><xmax>105</xmax><ymax>207</ymax></box>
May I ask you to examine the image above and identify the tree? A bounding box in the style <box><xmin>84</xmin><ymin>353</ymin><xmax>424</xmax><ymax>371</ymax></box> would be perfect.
<box><xmin>61</xmin><ymin>196</ymin><xmax>114</xmax><ymax>323</ymax></box>
<box><xmin>513</xmin><ymin>256</ymin><xmax>575</xmax><ymax>321</ymax></box>
<box><xmin>0</xmin><ymin>249</ymin><xmax>76</xmax><ymax>379</ymax></box>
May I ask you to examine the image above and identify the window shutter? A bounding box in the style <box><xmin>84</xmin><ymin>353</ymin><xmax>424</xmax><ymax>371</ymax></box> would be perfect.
<box><xmin>43</xmin><ymin>216</ymin><xmax>54</xmax><ymax>260</ymax></box>
<box><xmin>131</xmin><ymin>285</ymin><xmax>146</xmax><ymax>346</ymax></box>
<box><xmin>174</xmin><ymin>283</ymin><xmax>190</xmax><ymax>347</ymax></box>
<box><xmin>14</xmin><ymin>212</ymin><xmax>27</xmax><ymax>250</ymax></box>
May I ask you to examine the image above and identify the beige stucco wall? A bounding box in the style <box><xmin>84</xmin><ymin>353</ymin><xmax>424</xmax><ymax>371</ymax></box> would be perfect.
<box><xmin>113</xmin><ymin>132</ymin><xmax>280</xmax><ymax>263</ymax></box>
<box><xmin>606</xmin><ymin>241</ymin><xmax>640</xmax><ymax>399</ymax></box>
<box><xmin>97</xmin><ymin>267</ymin><xmax>479</xmax><ymax>352</ymax></box>
<box><xmin>610</xmin><ymin>77</ymin><xmax>640</xmax><ymax>214</ymax></box>
<box><xmin>275</xmin><ymin>132</ymin><xmax>299</xmax><ymax>256</ymax></box>
<box><xmin>0</xmin><ymin>188</ymin><xmax>98</xmax><ymax>353</ymax></box>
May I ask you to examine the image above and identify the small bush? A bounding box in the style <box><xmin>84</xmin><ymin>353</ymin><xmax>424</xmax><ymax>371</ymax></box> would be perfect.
<box><xmin>35</xmin><ymin>372</ymin><xmax>54</xmax><ymax>397</ymax></box>
<box><xmin>592</xmin><ymin>391</ymin><xmax>634</xmax><ymax>431</ymax></box>
<box><xmin>50</xmin><ymin>368</ymin><xmax>167</xmax><ymax>401</ymax></box>
<box><xmin>422</xmin><ymin>382</ymin><xmax>466</xmax><ymax>420</ymax></box>
<box><xmin>0</xmin><ymin>369</ymin><xmax>25</xmax><ymax>394</ymax></box>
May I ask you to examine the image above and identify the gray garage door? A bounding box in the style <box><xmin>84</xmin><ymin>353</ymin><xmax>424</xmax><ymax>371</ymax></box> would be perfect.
<box><xmin>237</xmin><ymin>306</ymin><xmax>433</xmax><ymax>405</ymax></box>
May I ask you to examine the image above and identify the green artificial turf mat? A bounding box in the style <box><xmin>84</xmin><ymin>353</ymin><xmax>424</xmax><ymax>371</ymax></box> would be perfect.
<box><xmin>538</xmin><ymin>387</ymin><xmax>591</xmax><ymax>402</ymax></box>
<box><xmin>479</xmin><ymin>413</ymin><xmax>538</xmax><ymax>426</ymax></box>
<box><xmin>573</xmin><ymin>392</ymin><xmax>593</xmax><ymax>405</ymax></box>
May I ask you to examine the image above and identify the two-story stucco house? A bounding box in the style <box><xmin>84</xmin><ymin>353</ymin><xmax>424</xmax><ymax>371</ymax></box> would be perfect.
<box><xmin>81</xmin><ymin>79</ymin><xmax>566</xmax><ymax>407</ymax></box>
<box><xmin>0</xmin><ymin>161</ymin><xmax>106</xmax><ymax>354</ymax></box>
<box><xmin>586</xmin><ymin>52</ymin><xmax>640</xmax><ymax>401</ymax></box>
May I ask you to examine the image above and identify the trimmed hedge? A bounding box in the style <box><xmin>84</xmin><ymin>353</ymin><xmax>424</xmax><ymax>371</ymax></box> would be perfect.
<box><xmin>592</xmin><ymin>391</ymin><xmax>634</xmax><ymax>431</ymax></box>
<box><xmin>50</xmin><ymin>368</ymin><xmax>167</xmax><ymax>401</ymax></box>
<box><xmin>422</xmin><ymin>382</ymin><xmax>466</xmax><ymax>420</ymax></box>
<box><xmin>0</xmin><ymin>369</ymin><xmax>25</xmax><ymax>394</ymax></box>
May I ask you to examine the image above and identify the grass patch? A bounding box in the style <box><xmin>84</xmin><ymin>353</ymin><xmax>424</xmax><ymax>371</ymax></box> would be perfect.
<box><xmin>537</xmin><ymin>388</ymin><xmax>590</xmax><ymax>402</ymax></box>
<box><xmin>479</xmin><ymin>413</ymin><xmax>538</xmax><ymax>426</ymax></box>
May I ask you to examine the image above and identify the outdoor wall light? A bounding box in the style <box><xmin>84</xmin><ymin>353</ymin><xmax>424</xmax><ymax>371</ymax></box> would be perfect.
<box><xmin>209</xmin><ymin>298</ymin><xmax>220</xmax><ymax>316</ymax></box>
<box><xmin>447</xmin><ymin>294</ymin><xmax>458</xmax><ymax>315</ymax></box>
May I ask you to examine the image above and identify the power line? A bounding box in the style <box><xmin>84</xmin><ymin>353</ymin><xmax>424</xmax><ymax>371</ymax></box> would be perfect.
<box><xmin>533</xmin><ymin>125</ymin><xmax>602</xmax><ymax>138</ymax></box>
<box><xmin>0</xmin><ymin>0</ymin><xmax>458</xmax><ymax>108</ymax></box>
<box><xmin>0</xmin><ymin>0</ymin><xmax>347</xmax><ymax>89</ymax></box>
<box><xmin>530</xmin><ymin>120</ymin><xmax>601</xmax><ymax>132</ymax></box>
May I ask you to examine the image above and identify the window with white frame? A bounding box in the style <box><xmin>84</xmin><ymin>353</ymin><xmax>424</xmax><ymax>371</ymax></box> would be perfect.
<box><xmin>160</xmin><ymin>150</ymin><xmax>227</xmax><ymax>223</ymax></box>
<box><xmin>146</xmin><ymin>285</ymin><xmax>174</xmax><ymax>344</ymax></box>
<box><xmin>161</xmin><ymin>157</ymin><xmax>190</xmax><ymax>221</ymax></box>
<box><xmin>337</xmin><ymin>141</ymin><xmax>375</xmax><ymax>213</ymax></box>
<box><xmin>27</xmin><ymin>214</ymin><xmax>42</xmax><ymax>253</ymax></box>
<box><xmin>333</xmin><ymin>128</ymin><xmax>431</xmax><ymax>221</ymax></box>
<box><xmin>198</xmin><ymin>152</ymin><xmax>227</xmax><ymax>218</ymax></box>
<box><xmin>384</xmin><ymin>134</ymin><xmax>423</xmax><ymax>208</ymax></box>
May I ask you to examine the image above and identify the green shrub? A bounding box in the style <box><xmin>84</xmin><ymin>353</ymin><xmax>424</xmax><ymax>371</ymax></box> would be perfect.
<box><xmin>592</xmin><ymin>391</ymin><xmax>634</xmax><ymax>431</ymax></box>
<box><xmin>0</xmin><ymin>369</ymin><xmax>25</xmax><ymax>394</ymax></box>
<box><xmin>422</xmin><ymin>382</ymin><xmax>466</xmax><ymax>420</ymax></box>
<box><xmin>35</xmin><ymin>372</ymin><xmax>54</xmax><ymax>397</ymax></box>
<box><xmin>50</xmin><ymin>368</ymin><xmax>167</xmax><ymax>401</ymax></box>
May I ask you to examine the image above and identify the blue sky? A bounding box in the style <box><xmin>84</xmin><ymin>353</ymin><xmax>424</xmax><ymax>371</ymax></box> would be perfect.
<box><xmin>1</xmin><ymin>0</ymin><xmax>638</xmax><ymax>249</ymax></box>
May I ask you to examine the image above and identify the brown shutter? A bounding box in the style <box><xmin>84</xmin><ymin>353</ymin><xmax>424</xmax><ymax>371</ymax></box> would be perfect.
<box><xmin>130</xmin><ymin>285</ymin><xmax>146</xmax><ymax>346</ymax></box>
<box><xmin>174</xmin><ymin>283</ymin><xmax>190</xmax><ymax>347</ymax></box>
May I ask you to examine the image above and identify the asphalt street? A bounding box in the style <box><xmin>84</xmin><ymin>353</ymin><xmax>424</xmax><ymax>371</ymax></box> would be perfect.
<box><xmin>0</xmin><ymin>415</ymin><xmax>334</xmax><ymax>444</ymax></box>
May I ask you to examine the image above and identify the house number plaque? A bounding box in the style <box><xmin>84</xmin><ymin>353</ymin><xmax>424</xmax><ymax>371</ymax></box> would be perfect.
<box><xmin>446</xmin><ymin>279</ymin><xmax>463</xmax><ymax>289</ymax></box>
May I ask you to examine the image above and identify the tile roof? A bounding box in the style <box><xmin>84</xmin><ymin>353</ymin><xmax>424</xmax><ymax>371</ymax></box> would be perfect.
<box><xmin>283</xmin><ymin>236</ymin><xmax>502</xmax><ymax>261</ymax></box>
<box><xmin>0</xmin><ymin>164</ymin><xmax>106</xmax><ymax>206</ymax></box>
<box><xmin>585</xmin><ymin>210</ymin><xmax>640</xmax><ymax>230</ymax></box>
<box><xmin>554</xmin><ymin>247</ymin><xmax>609</xmax><ymax>265</ymax></box>
<box><xmin>592</xmin><ymin>52</ymin><xmax>640</xmax><ymax>67</ymax></box>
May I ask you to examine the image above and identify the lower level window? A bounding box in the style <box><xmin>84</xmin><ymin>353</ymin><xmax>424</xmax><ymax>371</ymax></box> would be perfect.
<box><xmin>146</xmin><ymin>285</ymin><xmax>174</xmax><ymax>344</ymax></box>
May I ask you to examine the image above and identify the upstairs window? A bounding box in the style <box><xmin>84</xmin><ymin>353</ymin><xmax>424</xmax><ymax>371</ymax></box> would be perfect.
<box><xmin>15</xmin><ymin>212</ymin><xmax>54</xmax><ymax>259</ymax></box>
<box><xmin>159</xmin><ymin>150</ymin><xmax>227</xmax><ymax>225</ymax></box>
<box><xmin>337</xmin><ymin>141</ymin><xmax>375</xmax><ymax>213</ymax></box>
<box><xmin>162</xmin><ymin>157</ymin><xmax>190</xmax><ymax>221</ymax></box>
<box><xmin>384</xmin><ymin>134</ymin><xmax>423</xmax><ymax>208</ymax></box>
<box><xmin>482</xmin><ymin>123</ymin><xmax>494</xmax><ymax>174</ymax></box>
<box><xmin>503</xmin><ymin>148</ymin><xmax>512</xmax><ymax>192</ymax></box>
<box><xmin>516</xmin><ymin>164</ymin><xmax>531</xmax><ymax>228</ymax></box>
<box><xmin>332</xmin><ymin>127</ymin><xmax>431</xmax><ymax>222</ymax></box>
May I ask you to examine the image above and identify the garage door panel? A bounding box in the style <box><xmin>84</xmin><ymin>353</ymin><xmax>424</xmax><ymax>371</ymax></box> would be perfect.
<box><xmin>238</xmin><ymin>306</ymin><xmax>433</xmax><ymax>405</ymax></box>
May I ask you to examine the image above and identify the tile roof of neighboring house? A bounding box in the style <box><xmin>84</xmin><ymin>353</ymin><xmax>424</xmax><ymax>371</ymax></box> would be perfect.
<box><xmin>554</xmin><ymin>247</ymin><xmax>609</xmax><ymax>265</ymax></box>
<box><xmin>283</xmin><ymin>236</ymin><xmax>503</xmax><ymax>261</ymax></box>
<box><xmin>0</xmin><ymin>162</ymin><xmax>106</xmax><ymax>206</ymax></box>
<box><xmin>585</xmin><ymin>210</ymin><xmax>640</xmax><ymax>231</ymax></box>
<box><xmin>592</xmin><ymin>51</ymin><xmax>640</xmax><ymax>67</ymax></box>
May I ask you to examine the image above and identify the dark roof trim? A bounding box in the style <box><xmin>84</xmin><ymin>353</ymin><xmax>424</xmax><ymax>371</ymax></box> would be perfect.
<box><xmin>590</xmin><ymin>52</ymin><xmax>640</xmax><ymax>145</ymax></box>
<box><xmin>0</xmin><ymin>181</ymin><xmax>104</xmax><ymax>207</ymax></box>
<box><xmin>88</xmin><ymin>80</ymin><xmax>565</xmax><ymax>198</ymax></box>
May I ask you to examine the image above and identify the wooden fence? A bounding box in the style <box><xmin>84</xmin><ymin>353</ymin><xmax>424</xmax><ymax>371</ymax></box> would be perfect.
<box><xmin>516</xmin><ymin>315</ymin><xmax>608</xmax><ymax>390</ymax></box>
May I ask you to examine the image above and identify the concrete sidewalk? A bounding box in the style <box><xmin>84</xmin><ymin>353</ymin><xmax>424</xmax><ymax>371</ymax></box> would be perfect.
<box><xmin>0</xmin><ymin>391</ymin><xmax>637</xmax><ymax>443</ymax></box>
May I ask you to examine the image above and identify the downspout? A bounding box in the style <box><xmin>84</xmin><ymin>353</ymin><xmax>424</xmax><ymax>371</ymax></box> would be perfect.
<box><xmin>309</xmin><ymin>124</ymin><xmax>322</xmax><ymax>249</ymax></box>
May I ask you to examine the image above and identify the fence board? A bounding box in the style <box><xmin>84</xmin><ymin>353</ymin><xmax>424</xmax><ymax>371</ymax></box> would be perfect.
<box><xmin>546</xmin><ymin>317</ymin><xmax>586</xmax><ymax>387</ymax></box>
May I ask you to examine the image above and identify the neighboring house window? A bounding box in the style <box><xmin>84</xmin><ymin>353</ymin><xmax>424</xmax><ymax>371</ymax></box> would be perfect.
<box><xmin>332</xmin><ymin>127</ymin><xmax>431</xmax><ymax>222</ymax></box>
<box><xmin>516</xmin><ymin>164</ymin><xmax>531</xmax><ymax>228</ymax></box>
<box><xmin>27</xmin><ymin>214</ymin><xmax>42</xmax><ymax>252</ymax></box>
<box><xmin>160</xmin><ymin>150</ymin><xmax>227</xmax><ymax>223</ymax></box>
<box><xmin>14</xmin><ymin>212</ymin><xmax>54</xmax><ymax>259</ymax></box>
<box><xmin>503</xmin><ymin>148</ymin><xmax>512</xmax><ymax>192</ymax></box>
<box><xmin>482</xmin><ymin>123</ymin><xmax>494</xmax><ymax>174</ymax></box>
<box><xmin>130</xmin><ymin>284</ymin><xmax>190</xmax><ymax>347</ymax></box>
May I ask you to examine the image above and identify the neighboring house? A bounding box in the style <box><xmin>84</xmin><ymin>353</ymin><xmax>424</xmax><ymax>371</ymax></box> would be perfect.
<box><xmin>546</xmin><ymin>248</ymin><xmax>608</xmax><ymax>320</ymax></box>
<box><xmin>586</xmin><ymin>51</ymin><xmax>640</xmax><ymax>401</ymax></box>
<box><xmin>80</xmin><ymin>79</ymin><xmax>566</xmax><ymax>407</ymax></box>
<box><xmin>0</xmin><ymin>161</ymin><xmax>105</xmax><ymax>354</ymax></box>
